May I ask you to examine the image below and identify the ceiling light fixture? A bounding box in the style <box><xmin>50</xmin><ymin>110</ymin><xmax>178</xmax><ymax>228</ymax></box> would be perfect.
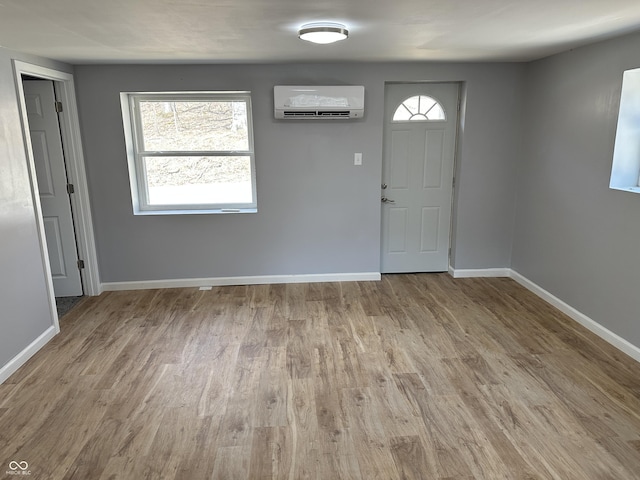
<box><xmin>298</xmin><ymin>22</ymin><xmax>349</xmax><ymax>45</ymax></box>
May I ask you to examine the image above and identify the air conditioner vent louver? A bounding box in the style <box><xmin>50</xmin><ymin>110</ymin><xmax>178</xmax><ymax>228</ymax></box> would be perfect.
<box><xmin>283</xmin><ymin>111</ymin><xmax>317</xmax><ymax>117</ymax></box>
<box><xmin>318</xmin><ymin>111</ymin><xmax>350</xmax><ymax>117</ymax></box>
<box><xmin>283</xmin><ymin>110</ymin><xmax>351</xmax><ymax>118</ymax></box>
<box><xmin>275</xmin><ymin>86</ymin><xmax>364</xmax><ymax>120</ymax></box>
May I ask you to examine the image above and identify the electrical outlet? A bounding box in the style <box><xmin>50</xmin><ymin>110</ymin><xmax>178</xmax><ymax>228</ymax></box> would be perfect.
<box><xmin>354</xmin><ymin>153</ymin><xmax>363</xmax><ymax>166</ymax></box>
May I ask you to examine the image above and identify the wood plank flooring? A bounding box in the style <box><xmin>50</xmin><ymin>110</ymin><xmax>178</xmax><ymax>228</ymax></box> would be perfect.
<box><xmin>1</xmin><ymin>274</ymin><xmax>640</xmax><ymax>479</ymax></box>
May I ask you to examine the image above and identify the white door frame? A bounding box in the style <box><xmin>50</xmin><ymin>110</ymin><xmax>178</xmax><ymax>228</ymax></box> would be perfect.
<box><xmin>13</xmin><ymin>61</ymin><xmax>100</xmax><ymax>299</ymax></box>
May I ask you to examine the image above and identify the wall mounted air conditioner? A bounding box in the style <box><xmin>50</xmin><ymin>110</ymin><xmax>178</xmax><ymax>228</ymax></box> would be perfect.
<box><xmin>274</xmin><ymin>85</ymin><xmax>365</xmax><ymax>119</ymax></box>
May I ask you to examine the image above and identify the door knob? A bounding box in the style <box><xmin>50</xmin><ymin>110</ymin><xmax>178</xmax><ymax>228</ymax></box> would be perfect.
<box><xmin>381</xmin><ymin>197</ymin><xmax>395</xmax><ymax>203</ymax></box>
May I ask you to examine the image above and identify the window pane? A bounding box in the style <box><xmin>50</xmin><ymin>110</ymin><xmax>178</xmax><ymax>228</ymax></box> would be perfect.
<box><xmin>418</xmin><ymin>96</ymin><xmax>437</xmax><ymax>115</ymax></box>
<box><xmin>393</xmin><ymin>105</ymin><xmax>412</xmax><ymax>121</ymax></box>
<box><xmin>138</xmin><ymin>100</ymin><xmax>249</xmax><ymax>152</ymax></box>
<box><xmin>426</xmin><ymin>104</ymin><xmax>445</xmax><ymax>120</ymax></box>
<box><xmin>143</xmin><ymin>156</ymin><xmax>253</xmax><ymax>205</ymax></box>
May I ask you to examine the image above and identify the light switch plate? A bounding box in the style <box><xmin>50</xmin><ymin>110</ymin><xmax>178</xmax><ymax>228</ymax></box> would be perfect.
<box><xmin>354</xmin><ymin>153</ymin><xmax>363</xmax><ymax>166</ymax></box>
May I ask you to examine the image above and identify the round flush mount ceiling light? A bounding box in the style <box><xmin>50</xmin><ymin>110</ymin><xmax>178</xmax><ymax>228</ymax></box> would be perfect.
<box><xmin>298</xmin><ymin>22</ymin><xmax>349</xmax><ymax>44</ymax></box>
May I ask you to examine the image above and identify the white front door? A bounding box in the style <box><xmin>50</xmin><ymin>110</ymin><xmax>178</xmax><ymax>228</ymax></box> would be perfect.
<box><xmin>381</xmin><ymin>83</ymin><xmax>459</xmax><ymax>273</ymax></box>
<box><xmin>23</xmin><ymin>80</ymin><xmax>83</xmax><ymax>297</ymax></box>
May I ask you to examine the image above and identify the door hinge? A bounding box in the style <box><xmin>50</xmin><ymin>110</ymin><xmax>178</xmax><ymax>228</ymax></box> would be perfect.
<box><xmin>452</xmin><ymin>176</ymin><xmax>456</xmax><ymax>188</ymax></box>
<box><xmin>55</xmin><ymin>101</ymin><xmax>63</xmax><ymax>113</ymax></box>
<box><xmin>67</xmin><ymin>183</ymin><xmax>75</xmax><ymax>194</ymax></box>
<box><xmin>77</xmin><ymin>259</ymin><xmax>85</xmax><ymax>270</ymax></box>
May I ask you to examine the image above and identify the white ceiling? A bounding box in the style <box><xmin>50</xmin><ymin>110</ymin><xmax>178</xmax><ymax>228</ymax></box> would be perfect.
<box><xmin>1</xmin><ymin>0</ymin><xmax>640</xmax><ymax>64</ymax></box>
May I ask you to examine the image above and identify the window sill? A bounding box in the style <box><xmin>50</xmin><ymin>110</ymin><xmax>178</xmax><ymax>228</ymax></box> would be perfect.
<box><xmin>610</xmin><ymin>186</ymin><xmax>640</xmax><ymax>195</ymax></box>
<box><xmin>133</xmin><ymin>207</ymin><xmax>257</xmax><ymax>215</ymax></box>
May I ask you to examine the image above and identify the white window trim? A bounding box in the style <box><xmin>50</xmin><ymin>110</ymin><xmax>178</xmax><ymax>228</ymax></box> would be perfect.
<box><xmin>120</xmin><ymin>91</ymin><xmax>257</xmax><ymax>215</ymax></box>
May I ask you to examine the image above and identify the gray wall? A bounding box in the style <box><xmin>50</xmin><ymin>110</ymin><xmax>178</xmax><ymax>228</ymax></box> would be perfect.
<box><xmin>512</xmin><ymin>31</ymin><xmax>640</xmax><ymax>347</ymax></box>
<box><xmin>0</xmin><ymin>48</ymin><xmax>70</xmax><ymax>370</ymax></box>
<box><xmin>74</xmin><ymin>62</ymin><xmax>524</xmax><ymax>282</ymax></box>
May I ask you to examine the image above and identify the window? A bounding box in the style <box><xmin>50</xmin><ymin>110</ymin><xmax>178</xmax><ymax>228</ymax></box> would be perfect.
<box><xmin>392</xmin><ymin>95</ymin><xmax>445</xmax><ymax>122</ymax></box>
<box><xmin>610</xmin><ymin>68</ymin><xmax>640</xmax><ymax>194</ymax></box>
<box><xmin>120</xmin><ymin>91</ymin><xmax>257</xmax><ymax>214</ymax></box>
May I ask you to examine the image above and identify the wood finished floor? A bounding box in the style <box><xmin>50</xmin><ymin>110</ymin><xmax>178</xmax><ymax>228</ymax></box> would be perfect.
<box><xmin>1</xmin><ymin>274</ymin><xmax>640</xmax><ymax>479</ymax></box>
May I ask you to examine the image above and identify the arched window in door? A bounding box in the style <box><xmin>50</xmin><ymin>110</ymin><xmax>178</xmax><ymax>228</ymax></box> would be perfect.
<box><xmin>392</xmin><ymin>95</ymin><xmax>446</xmax><ymax>121</ymax></box>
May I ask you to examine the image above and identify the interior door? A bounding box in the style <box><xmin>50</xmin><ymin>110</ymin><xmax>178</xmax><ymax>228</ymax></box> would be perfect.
<box><xmin>23</xmin><ymin>79</ymin><xmax>83</xmax><ymax>297</ymax></box>
<box><xmin>381</xmin><ymin>83</ymin><xmax>459</xmax><ymax>273</ymax></box>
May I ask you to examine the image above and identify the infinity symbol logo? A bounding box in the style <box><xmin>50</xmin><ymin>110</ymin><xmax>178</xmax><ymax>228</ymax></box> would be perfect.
<box><xmin>9</xmin><ymin>461</ymin><xmax>28</xmax><ymax>471</ymax></box>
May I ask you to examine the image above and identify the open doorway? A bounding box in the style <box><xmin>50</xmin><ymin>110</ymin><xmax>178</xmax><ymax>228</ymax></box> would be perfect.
<box><xmin>13</xmin><ymin>61</ymin><xmax>100</xmax><ymax>323</ymax></box>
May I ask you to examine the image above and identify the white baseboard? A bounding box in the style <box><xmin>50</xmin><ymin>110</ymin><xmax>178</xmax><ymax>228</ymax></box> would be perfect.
<box><xmin>0</xmin><ymin>326</ymin><xmax>58</xmax><ymax>384</ymax></box>
<box><xmin>448</xmin><ymin>266</ymin><xmax>511</xmax><ymax>278</ymax></box>
<box><xmin>101</xmin><ymin>272</ymin><xmax>382</xmax><ymax>291</ymax></box>
<box><xmin>510</xmin><ymin>270</ymin><xmax>640</xmax><ymax>364</ymax></box>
